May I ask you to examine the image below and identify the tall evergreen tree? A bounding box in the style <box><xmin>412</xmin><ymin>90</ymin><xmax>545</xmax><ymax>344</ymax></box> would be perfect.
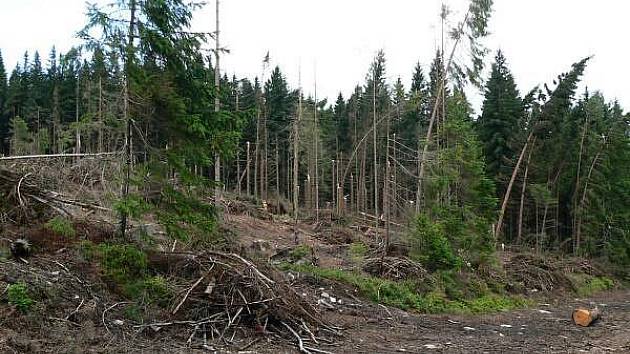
<box><xmin>477</xmin><ymin>51</ymin><xmax>524</xmax><ymax>190</ymax></box>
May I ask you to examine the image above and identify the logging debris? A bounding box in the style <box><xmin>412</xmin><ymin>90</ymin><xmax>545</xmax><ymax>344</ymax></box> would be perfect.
<box><xmin>145</xmin><ymin>250</ymin><xmax>338</xmax><ymax>352</ymax></box>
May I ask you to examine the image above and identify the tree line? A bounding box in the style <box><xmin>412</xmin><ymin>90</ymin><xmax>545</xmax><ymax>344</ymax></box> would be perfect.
<box><xmin>0</xmin><ymin>0</ymin><xmax>628</xmax><ymax>267</ymax></box>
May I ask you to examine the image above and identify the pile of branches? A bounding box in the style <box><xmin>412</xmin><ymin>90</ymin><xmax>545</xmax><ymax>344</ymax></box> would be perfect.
<box><xmin>145</xmin><ymin>251</ymin><xmax>338</xmax><ymax>353</ymax></box>
<box><xmin>505</xmin><ymin>254</ymin><xmax>576</xmax><ymax>292</ymax></box>
<box><xmin>363</xmin><ymin>256</ymin><xmax>427</xmax><ymax>281</ymax></box>
<box><xmin>221</xmin><ymin>198</ymin><xmax>273</xmax><ymax>221</ymax></box>
<box><xmin>0</xmin><ymin>167</ymin><xmax>106</xmax><ymax>222</ymax></box>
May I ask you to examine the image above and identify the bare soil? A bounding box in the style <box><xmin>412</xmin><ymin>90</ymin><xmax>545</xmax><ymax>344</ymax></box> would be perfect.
<box><xmin>1</xmin><ymin>211</ymin><xmax>628</xmax><ymax>353</ymax></box>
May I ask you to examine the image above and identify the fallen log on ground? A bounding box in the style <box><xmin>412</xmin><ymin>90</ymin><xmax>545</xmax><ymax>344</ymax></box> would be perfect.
<box><xmin>572</xmin><ymin>307</ymin><xmax>601</xmax><ymax>327</ymax></box>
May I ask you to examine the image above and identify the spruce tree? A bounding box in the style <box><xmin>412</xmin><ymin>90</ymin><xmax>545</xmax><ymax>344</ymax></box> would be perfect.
<box><xmin>477</xmin><ymin>51</ymin><xmax>524</xmax><ymax>190</ymax></box>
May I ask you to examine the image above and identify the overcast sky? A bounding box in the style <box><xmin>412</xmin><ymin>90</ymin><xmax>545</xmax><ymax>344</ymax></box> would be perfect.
<box><xmin>1</xmin><ymin>0</ymin><xmax>628</xmax><ymax>114</ymax></box>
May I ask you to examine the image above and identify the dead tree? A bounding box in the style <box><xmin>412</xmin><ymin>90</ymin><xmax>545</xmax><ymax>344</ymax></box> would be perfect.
<box><xmin>213</xmin><ymin>0</ymin><xmax>221</xmax><ymax>200</ymax></box>
<box><xmin>495</xmin><ymin>130</ymin><xmax>535</xmax><ymax>239</ymax></box>
<box><xmin>120</xmin><ymin>0</ymin><xmax>137</xmax><ymax>238</ymax></box>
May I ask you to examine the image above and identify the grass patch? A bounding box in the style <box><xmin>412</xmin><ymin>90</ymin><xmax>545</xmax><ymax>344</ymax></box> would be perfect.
<box><xmin>571</xmin><ymin>275</ymin><xmax>614</xmax><ymax>297</ymax></box>
<box><xmin>7</xmin><ymin>282</ymin><xmax>35</xmax><ymax>312</ymax></box>
<box><xmin>45</xmin><ymin>216</ymin><xmax>76</xmax><ymax>238</ymax></box>
<box><xmin>283</xmin><ymin>264</ymin><xmax>530</xmax><ymax>314</ymax></box>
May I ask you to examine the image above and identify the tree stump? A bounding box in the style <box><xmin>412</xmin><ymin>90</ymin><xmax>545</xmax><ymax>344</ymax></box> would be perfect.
<box><xmin>572</xmin><ymin>307</ymin><xmax>601</xmax><ymax>327</ymax></box>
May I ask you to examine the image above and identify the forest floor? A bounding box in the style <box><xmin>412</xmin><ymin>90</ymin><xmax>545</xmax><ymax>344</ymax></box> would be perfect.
<box><xmin>0</xmin><ymin>202</ymin><xmax>628</xmax><ymax>353</ymax></box>
<box><xmin>225</xmin><ymin>212</ymin><xmax>630</xmax><ymax>353</ymax></box>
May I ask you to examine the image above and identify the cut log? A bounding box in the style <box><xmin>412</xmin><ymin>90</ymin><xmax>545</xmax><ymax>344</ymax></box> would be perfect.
<box><xmin>572</xmin><ymin>307</ymin><xmax>601</xmax><ymax>327</ymax></box>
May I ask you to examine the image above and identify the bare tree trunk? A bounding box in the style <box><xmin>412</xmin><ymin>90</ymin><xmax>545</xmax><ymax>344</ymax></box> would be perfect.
<box><xmin>75</xmin><ymin>70</ymin><xmax>81</xmax><ymax>157</ymax></box>
<box><xmin>575</xmin><ymin>150</ymin><xmax>603</xmax><ymax>253</ymax></box>
<box><xmin>293</xmin><ymin>80</ymin><xmax>301</xmax><ymax>221</ymax></box>
<box><xmin>372</xmin><ymin>70</ymin><xmax>379</xmax><ymax>230</ymax></box>
<box><xmin>254</xmin><ymin>109</ymin><xmax>260</xmax><ymax>198</ymax></box>
<box><xmin>392</xmin><ymin>133</ymin><xmax>397</xmax><ymax>218</ymax></box>
<box><xmin>495</xmin><ymin>130</ymin><xmax>534</xmax><ymax>239</ymax></box>
<box><xmin>350</xmin><ymin>173</ymin><xmax>354</xmax><ymax>213</ymax></box>
<box><xmin>360</xmin><ymin>142</ymin><xmax>367</xmax><ymax>212</ymax></box>
<box><xmin>286</xmin><ymin>148</ymin><xmax>291</xmax><ymax>201</ymax></box>
<box><xmin>213</xmin><ymin>0</ymin><xmax>221</xmax><ymax>200</ymax></box>
<box><xmin>121</xmin><ymin>0</ymin><xmax>137</xmax><ymax>238</ymax></box>
<box><xmin>573</xmin><ymin>110</ymin><xmax>589</xmax><ymax>237</ymax></box>
<box><xmin>384</xmin><ymin>155</ymin><xmax>391</xmax><ymax>254</ymax></box>
<box><xmin>236</xmin><ymin>148</ymin><xmax>241</xmax><ymax>196</ymax></box>
<box><xmin>246</xmin><ymin>141</ymin><xmax>251</xmax><ymax>195</ymax></box>
<box><xmin>314</xmin><ymin>76</ymin><xmax>319</xmax><ymax>221</ymax></box>
<box><xmin>516</xmin><ymin>138</ymin><xmax>536</xmax><ymax>244</ymax></box>
<box><xmin>98</xmin><ymin>76</ymin><xmax>103</xmax><ymax>153</ymax></box>
<box><xmin>331</xmin><ymin>159</ymin><xmax>336</xmax><ymax>214</ymax></box>
<box><xmin>275</xmin><ymin>135</ymin><xmax>279</xmax><ymax>200</ymax></box>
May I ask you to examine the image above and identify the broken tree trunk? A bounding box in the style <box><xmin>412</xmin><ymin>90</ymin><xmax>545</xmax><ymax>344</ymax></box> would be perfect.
<box><xmin>572</xmin><ymin>307</ymin><xmax>600</xmax><ymax>327</ymax></box>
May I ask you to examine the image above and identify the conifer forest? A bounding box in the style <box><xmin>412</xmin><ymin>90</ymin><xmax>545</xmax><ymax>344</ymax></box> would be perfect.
<box><xmin>0</xmin><ymin>1</ymin><xmax>629</xmax><ymax>352</ymax></box>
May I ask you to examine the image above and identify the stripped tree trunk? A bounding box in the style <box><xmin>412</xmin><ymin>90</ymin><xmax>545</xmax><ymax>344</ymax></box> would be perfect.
<box><xmin>213</xmin><ymin>0</ymin><xmax>221</xmax><ymax>199</ymax></box>
<box><xmin>516</xmin><ymin>138</ymin><xmax>536</xmax><ymax>244</ymax></box>
<box><xmin>495</xmin><ymin>130</ymin><xmax>534</xmax><ymax>239</ymax></box>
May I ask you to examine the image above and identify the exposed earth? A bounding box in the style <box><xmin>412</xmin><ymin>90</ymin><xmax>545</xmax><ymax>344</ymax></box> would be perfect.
<box><xmin>1</xmin><ymin>211</ymin><xmax>628</xmax><ymax>353</ymax></box>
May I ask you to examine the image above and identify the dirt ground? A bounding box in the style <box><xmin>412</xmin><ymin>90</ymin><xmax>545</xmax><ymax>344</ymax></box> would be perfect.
<box><xmin>223</xmin><ymin>213</ymin><xmax>630</xmax><ymax>353</ymax></box>
<box><xmin>317</xmin><ymin>289</ymin><xmax>630</xmax><ymax>353</ymax></box>
<box><xmin>1</xmin><ymin>213</ymin><xmax>628</xmax><ymax>353</ymax></box>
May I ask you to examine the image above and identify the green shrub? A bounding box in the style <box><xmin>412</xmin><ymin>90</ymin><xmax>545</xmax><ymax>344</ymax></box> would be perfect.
<box><xmin>409</xmin><ymin>214</ymin><xmax>462</xmax><ymax>271</ymax></box>
<box><xmin>113</xmin><ymin>195</ymin><xmax>151</xmax><ymax>220</ymax></box>
<box><xmin>7</xmin><ymin>282</ymin><xmax>35</xmax><ymax>312</ymax></box>
<box><xmin>45</xmin><ymin>216</ymin><xmax>76</xmax><ymax>238</ymax></box>
<box><xmin>156</xmin><ymin>187</ymin><xmax>219</xmax><ymax>244</ymax></box>
<box><xmin>95</xmin><ymin>244</ymin><xmax>171</xmax><ymax>304</ymax></box>
<box><xmin>289</xmin><ymin>245</ymin><xmax>312</xmax><ymax>262</ymax></box>
<box><xmin>78</xmin><ymin>240</ymin><xmax>97</xmax><ymax>261</ymax></box>
<box><xmin>140</xmin><ymin>276</ymin><xmax>170</xmax><ymax>305</ymax></box>
<box><xmin>98</xmin><ymin>244</ymin><xmax>148</xmax><ymax>284</ymax></box>
<box><xmin>349</xmin><ymin>242</ymin><xmax>368</xmax><ymax>263</ymax></box>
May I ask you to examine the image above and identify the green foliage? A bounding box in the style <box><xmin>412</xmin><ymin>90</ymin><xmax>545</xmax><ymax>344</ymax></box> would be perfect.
<box><xmin>349</xmin><ymin>242</ymin><xmax>368</xmax><ymax>263</ymax></box>
<box><xmin>123</xmin><ymin>304</ymin><xmax>143</xmax><ymax>322</ymax></box>
<box><xmin>409</xmin><ymin>214</ymin><xmax>462</xmax><ymax>271</ymax></box>
<box><xmin>78</xmin><ymin>240</ymin><xmax>98</xmax><ymax>261</ymax></box>
<box><xmin>91</xmin><ymin>243</ymin><xmax>171</xmax><ymax>304</ymax></box>
<box><xmin>416</xmin><ymin>90</ymin><xmax>497</xmax><ymax>269</ymax></box>
<box><xmin>569</xmin><ymin>275</ymin><xmax>614</xmax><ymax>297</ymax></box>
<box><xmin>288</xmin><ymin>245</ymin><xmax>311</xmax><ymax>262</ymax></box>
<box><xmin>7</xmin><ymin>282</ymin><xmax>35</xmax><ymax>312</ymax></box>
<box><xmin>477</xmin><ymin>51</ymin><xmax>524</xmax><ymax>188</ymax></box>
<box><xmin>113</xmin><ymin>195</ymin><xmax>151</xmax><ymax>220</ymax></box>
<box><xmin>284</xmin><ymin>264</ymin><xmax>528</xmax><ymax>314</ymax></box>
<box><xmin>45</xmin><ymin>216</ymin><xmax>76</xmax><ymax>238</ymax></box>
<box><xmin>155</xmin><ymin>186</ymin><xmax>219</xmax><ymax>244</ymax></box>
<box><xmin>98</xmin><ymin>244</ymin><xmax>148</xmax><ymax>285</ymax></box>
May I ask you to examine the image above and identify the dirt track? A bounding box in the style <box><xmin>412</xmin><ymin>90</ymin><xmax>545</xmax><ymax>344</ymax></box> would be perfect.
<box><xmin>323</xmin><ymin>290</ymin><xmax>630</xmax><ymax>353</ymax></box>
